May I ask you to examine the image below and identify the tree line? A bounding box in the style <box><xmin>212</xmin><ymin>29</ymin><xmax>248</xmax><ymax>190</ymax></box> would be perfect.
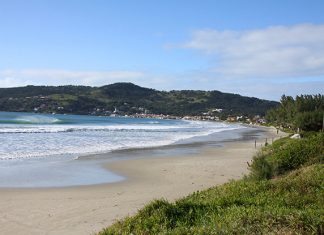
<box><xmin>266</xmin><ymin>94</ymin><xmax>324</xmax><ymax>132</ymax></box>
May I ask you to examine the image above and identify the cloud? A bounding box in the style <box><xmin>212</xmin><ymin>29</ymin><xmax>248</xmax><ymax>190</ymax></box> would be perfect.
<box><xmin>154</xmin><ymin>71</ymin><xmax>324</xmax><ymax>100</ymax></box>
<box><xmin>214</xmin><ymin>80</ymin><xmax>324</xmax><ymax>101</ymax></box>
<box><xmin>182</xmin><ymin>24</ymin><xmax>324</xmax><ymax>78</ymax></box>
<box><xmin>1</xmin><ymin>24</ymin><xmax>323</xmax><ymax>101</ymax></box>
<box><xmin>0</xmin><ymin>69</ymin><xmax>145</xmax><ymax>87</ymax></box>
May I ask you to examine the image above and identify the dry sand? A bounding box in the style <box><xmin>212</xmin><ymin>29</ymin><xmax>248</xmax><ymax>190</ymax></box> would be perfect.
<box><xmin>0</xmin><ymin>126</ymin><xmax>286</xmax><ymax>235</ymax></box>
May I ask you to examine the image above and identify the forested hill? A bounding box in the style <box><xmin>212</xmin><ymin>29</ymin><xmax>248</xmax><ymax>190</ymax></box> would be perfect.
<box><xmin>0</xmin><ymin>83</ymin><xmax>278</xmax><ymax>117</ymax></box>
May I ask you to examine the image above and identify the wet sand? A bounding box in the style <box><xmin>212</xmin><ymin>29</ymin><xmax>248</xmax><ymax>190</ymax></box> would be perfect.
<box><xmin>0</xmin><ymin>126</ymin><xmax>287</xmax><ymax>235</ymax></box>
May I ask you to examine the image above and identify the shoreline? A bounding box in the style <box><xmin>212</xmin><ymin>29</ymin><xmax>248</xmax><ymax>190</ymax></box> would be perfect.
<box><xmin>0</xmin><ymin>126</ymin><xmax>287</xmax><ymax>235</ymax></box>
<box><xmin>0</xmin><ymin>124</ymin><xmax>252</xmax><ymax>189</ymax></box>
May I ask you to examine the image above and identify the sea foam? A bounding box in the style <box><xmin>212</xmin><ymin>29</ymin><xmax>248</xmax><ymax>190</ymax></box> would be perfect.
<box><xmin>0</xmin><ymin>112</ymin><xmax>243</xmax><ymax>160</ymax></box>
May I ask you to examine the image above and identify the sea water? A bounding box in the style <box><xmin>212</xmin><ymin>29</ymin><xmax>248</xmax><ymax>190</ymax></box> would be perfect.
<box><xmin>0</xmin><ymin>111</ymin><xmax>244</xmax><ymax>187</ymax></box>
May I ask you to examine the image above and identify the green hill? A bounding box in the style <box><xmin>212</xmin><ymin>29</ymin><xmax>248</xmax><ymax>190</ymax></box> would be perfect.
<box><xmin>0</xmin><ymin>83</ymin><xmax>278</xmax><ymax>117</ymax></box>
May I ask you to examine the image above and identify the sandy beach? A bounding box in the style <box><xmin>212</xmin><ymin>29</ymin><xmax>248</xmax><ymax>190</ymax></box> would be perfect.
<box><xmin>0</xmin><ymin>126</ymin><xmax>286</xmax><ymax>235</ymax></box>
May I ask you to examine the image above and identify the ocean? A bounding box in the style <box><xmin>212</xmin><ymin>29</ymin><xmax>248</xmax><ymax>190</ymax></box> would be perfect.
<box><xmin>0</xmin><ymin>111</ymin><xmax>246</xmax><ymax>187</ymax></box>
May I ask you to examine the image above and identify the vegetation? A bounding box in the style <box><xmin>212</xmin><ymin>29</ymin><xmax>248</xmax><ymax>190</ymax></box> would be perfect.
<box><xmin>0</xmin><ymin>83</ymin><xmax>278</xmax><ymax>117</ymax></box>
<box><xmin>98</xmin><ymin>133</ymin><xmax>324</xmax><ymax>235</ymax></box>
<box><xmin>266</xmin><ymin>94</ymin><xmax>324</xmax><ymax>132</ymax></box>
<box><xmin>250</xmin><ymin>134</ymin><xmax>324</xmax><ymax>180</ymax></box>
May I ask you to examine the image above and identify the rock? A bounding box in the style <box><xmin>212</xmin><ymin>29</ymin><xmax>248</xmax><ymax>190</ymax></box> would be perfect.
<box><xmin>290</xmin><ymin>134</ymin><xmax>301</xmax><ymax>139</ymax></box>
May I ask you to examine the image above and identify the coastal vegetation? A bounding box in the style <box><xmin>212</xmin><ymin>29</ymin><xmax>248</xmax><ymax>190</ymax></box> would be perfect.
<box><xmin>266</xmin><ymin>94</ymin><xmax>324</xmax><ymax>132</ymax></box>
<box><xmin>0</xmin><ymin>83</ymin><xmax>278</xmax><ymax>118</ymax></box>
<box><xmin>99</xmin><ymin>133</ymin><xmax>324</xmax><ymax>235</ymax></box>
<box><xmin>250</xmin><ymin>133</ymin><xmax>324</xmax><ymax>180</ymax></box>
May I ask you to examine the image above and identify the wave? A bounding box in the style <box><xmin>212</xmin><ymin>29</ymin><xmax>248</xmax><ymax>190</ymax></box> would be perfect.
<box><xmin>147</xmin><ymin>121</ymin><xmax>160</xmax><ymax>124</ymax></box>
<box><xmin>0</xmin><ymin>115</ymin><xmax>67</xmax><ymax>125</ymax></box>
<box><xmin>0</xmin><ymin>124</ymin><xmax>186</xmax><ymax>134</ymax></box>
<box><xmin>0</xmin><ymin>121</ymin><xmax>242</xmax><ymax>134</ymax></box>
<box><xmin>0</xmin><ymin>125</ymin><xmax>244</xmax><ymax>160</ymax></box>
<box><xmin>0</xmin><ymin>113</ymin><xmax>245</xmax><ymax>160</ymax></box>
<box><xmin>15</xmin><ymin>115</ymin><xmax>66</xmax><ymax>124</ymax></box>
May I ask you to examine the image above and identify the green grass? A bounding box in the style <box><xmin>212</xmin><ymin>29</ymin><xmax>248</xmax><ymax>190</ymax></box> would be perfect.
<box><xmin>49</xmin><ymin>94</ymin><xmax>78</xmax><ymax>106</ymax></box>
<box><xmin>250</xmin><ymin>133</ymin><xmax>324</xmax><ymax>180</ymax></box>
<box><xmin>98</xmin><ymin>134</ymin><xmax>324</xmax><ymax>235</ymax></box>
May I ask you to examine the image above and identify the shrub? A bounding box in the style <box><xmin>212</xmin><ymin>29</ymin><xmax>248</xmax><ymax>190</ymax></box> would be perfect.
<box><xmin>250</xmin><ymin>154</ymin><xmax>273</xmax><ymax>180</ymax></box>
<box><xmin>250</xmin><ymin>133</ymin><xmax>324</xmax><ymax>179</ymax></box>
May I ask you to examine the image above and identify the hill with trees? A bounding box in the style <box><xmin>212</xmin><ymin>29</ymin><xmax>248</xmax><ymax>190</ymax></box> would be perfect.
<box><xmin>0</xmin><ymin>83</ymin><xmax>278</xmax><ymax>118</ymax></box>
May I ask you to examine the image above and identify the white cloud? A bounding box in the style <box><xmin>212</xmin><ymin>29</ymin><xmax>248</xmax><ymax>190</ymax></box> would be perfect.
<box><xmin>1</xmin><ymin>23</ymin><xmax>323</xmax><ymax>101</ymax></box>
<box><xmin>215</xmin><ymin>80</ymin><xmax>324</xmax><ymax>101</ymax></box>
<box><xmin>182</xmin><ymin>24</ymin><xmax>324</xmax><ymax>78</ymax></box>
<box><xmin>0</xmin><ymin>77</ymin><xmax>32</xmax><ymax>88</ymax></box>
<box><xmin>0</xmin><ymin>69</ymin><xmax>145</xmax><ymax>87</ymax></box>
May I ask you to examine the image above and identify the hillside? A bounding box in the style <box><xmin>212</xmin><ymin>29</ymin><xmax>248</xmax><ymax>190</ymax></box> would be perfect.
<box><xmin>0</xmin><ymin>83</ymin><xmax>278</xmax><ymax>117</ymax></box>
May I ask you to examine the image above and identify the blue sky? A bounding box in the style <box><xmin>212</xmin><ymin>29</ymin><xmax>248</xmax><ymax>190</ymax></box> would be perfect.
<box><xmin>0</xmin><ymin>0</ymin><xmax>324</xmax><ymax>100</ymax></box>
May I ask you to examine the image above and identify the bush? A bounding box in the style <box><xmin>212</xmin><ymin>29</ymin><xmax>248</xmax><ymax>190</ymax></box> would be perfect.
<box><xmin>250</xmin><ymin>133</ymin><xmax>324</xmax><ymax>179</ymax></box>
<box><xmin>250</xmin><ymin>154</ymin><xmax>273</xmax><ymax>180</ymax></box>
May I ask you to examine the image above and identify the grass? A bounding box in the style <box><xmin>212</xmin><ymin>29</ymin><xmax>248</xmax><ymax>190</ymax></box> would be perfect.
<box><xmin>98</xmin><ymin>133</ymin><xmax>324</xmax><ymax>235</ymax></box>
<box><xmin>250</xmin><ymin>133</ymin><xmax>324</xmax><ymax>180</ymax></box>
<box><xmin>49</xmin><ymin>94</ymin><xmax>78</xmax><ymax>106</ymax></box>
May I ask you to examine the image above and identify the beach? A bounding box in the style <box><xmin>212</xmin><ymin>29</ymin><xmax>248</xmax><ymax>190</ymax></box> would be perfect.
<box><xmin>0</xmin><ymin>126</ymin><xmax>286</xmax><ymax>235</ymax></box>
